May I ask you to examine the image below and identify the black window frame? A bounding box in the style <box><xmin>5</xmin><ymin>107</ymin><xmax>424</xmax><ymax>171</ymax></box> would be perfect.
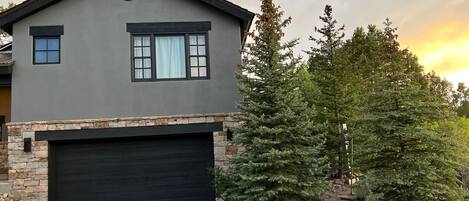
<box><xmin>130</xmin><ymin>32</ymin><xmax>210</xmax><ymax>82</ymax></box>
<box><xmin>188</xmin><ymin>34</ymin><xmax>210</xmax><ymax>78</ymax></box>
<box><xmin>33</xmin><ymin>36</ymin><xmax>61</xmax><ymax>65</ymax></box>
<box><xmin>131</xmin><ymin>35</ymin><xmax>154</xmax><ymax>81</ymax></box>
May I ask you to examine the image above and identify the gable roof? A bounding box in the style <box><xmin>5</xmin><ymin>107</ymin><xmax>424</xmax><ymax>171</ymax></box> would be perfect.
<box><xmin>0</xmin><ymin>43</ymin><xmax>13</xmax><ymax>75</ymax></box>
<box><xmin>0</xmin><ymin>0</ymin><xmax>254</xmax><ymax>43</ymax></box>
<box><xmin>0</xmin><ymin>42</ymin><xmax>12</xmax><ymax>52</ymax></box>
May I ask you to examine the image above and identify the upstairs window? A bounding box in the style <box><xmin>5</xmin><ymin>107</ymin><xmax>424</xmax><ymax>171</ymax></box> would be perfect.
<box><xmin>30</xmin><ymin>26</ymin><xmax>64</xmax><ymax>65</ymax></box>
<box><xmin>34</xmin><ymin>36</ymin><xmax>60</xmax><ymax>64</ymax></box>
<box><xmin>189</xmin><ymin>34</ymin><xmax>208</xmax><ymax>78</ymax></box>
<box><xmin>133</xmin><ymin>36</ymin><xmax>152</xmax><ymax>80</ymax></box>
<box><xmin>127</xmin><ymin>22</ymin><xmax>211</xmax><ymax>82</ymax></box>
<box><xmin>155</xmin><ymin>35</ymin><xmax>186</xmax><ymax>79</ymax></box>
<box><xmin>131</xmin><ymin>34</ymin><xmax>209</xmax><ymax>81</ymax></box>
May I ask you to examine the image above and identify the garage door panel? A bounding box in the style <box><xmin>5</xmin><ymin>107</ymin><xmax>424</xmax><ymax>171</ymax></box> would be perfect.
<box><xmin>51</xmin><ymin>133</ymin><xmax>215</xmax><ymax>201</ymax></box>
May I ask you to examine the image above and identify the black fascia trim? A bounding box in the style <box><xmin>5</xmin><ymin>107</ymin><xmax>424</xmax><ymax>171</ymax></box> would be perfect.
<box><xmin>29</xmin><ymin>25</ymin><xmax>64</xmax><ymax>36</ymax></box>
<box><xmin>36</xmin><ymin>122</ymin><xmax>223</xmax><ymax>141</ymax></box>
<box><xmin>127</xmin><ymin>22</ymin><xmax>211</xmax><ymax>34</ymax></box>
<box><xmin>0</xmin><ymin>42</ymin><xmax>12</xmax><ymax>52</ymax></box>
<box><xmin>0</xmin><ymin>0</ymin><xmax>61</xmax><ymax>34</ymax></box>
<box><xmin>1</xmin><ymin>0</ymin><xmax>252</xmax><ymax>45</ymax></box>
<box><xmin>200</xmin><ymin>0</ymin><xmax>254</xmax><ymax>22</ymax></box>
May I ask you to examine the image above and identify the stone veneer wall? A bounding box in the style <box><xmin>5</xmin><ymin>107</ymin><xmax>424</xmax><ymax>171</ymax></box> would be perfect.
<box><xmin>0</xmin><ymin>142</ymin><xmax>7</xmax><ymax>176</ymax></box>
<box><xmin>6</xmin><ymin>113</ymin><xmax>239</xmax><ymax>201</ymax></box>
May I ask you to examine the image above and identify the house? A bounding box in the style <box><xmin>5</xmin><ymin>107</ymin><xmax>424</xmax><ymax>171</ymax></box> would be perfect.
<box><xmin>0</xmin><ymin>42</ymin><xmax>12</xmax><ymax>141</ymax></box>
<box><xmin>0</xmin><ymin>0</ymin><xmax>253</xmax><ymax>200</ymax></box>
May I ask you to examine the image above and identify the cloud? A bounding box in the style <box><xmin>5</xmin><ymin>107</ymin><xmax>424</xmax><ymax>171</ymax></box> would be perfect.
<box><xmin>230</xmin><ymin>0</ymin><xmax>469</xmax><ymax>85</ymax></box>
<box><xmin>401</xmin><ymin>20</ymin><xmax>469</xmax><ymax>80</ymax></box>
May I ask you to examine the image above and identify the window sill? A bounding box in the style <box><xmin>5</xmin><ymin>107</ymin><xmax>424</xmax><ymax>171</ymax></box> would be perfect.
<box><xmin>33</xmin><ymin>63</ymin><xmax>61</xmax><ymax>65</ymax></box>
<box><xmin>132</xmin><ymin>77</ymin><xmax>210</xmax><ymax>82</ymax></box>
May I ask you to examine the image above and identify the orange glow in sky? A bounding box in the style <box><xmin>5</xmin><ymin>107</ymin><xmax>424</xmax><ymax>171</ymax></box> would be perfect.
<box><xmin>228</xmin><ymin>0</ymin><xmax>469</xmax><ymax>86</ymax></box>
<box><xmin>400</xmin><ymin>22</ymin><xmax>469</xmax><ymax>86</ymax></box>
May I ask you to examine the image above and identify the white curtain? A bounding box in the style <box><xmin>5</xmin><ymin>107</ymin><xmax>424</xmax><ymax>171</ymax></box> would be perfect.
<box><xmin>155</xmin><ymin>36</ymin><xmax>186</xmax><ymax>79</ymax></box>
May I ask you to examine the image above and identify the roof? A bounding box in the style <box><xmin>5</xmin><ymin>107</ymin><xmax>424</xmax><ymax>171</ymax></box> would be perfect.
<box><xmin>0</xmin><ymin>52</ymin><xmax>13</xmax><ymax>79</ymax></box>
<box><xmin>0</xmin><ymin>43</ymin><xmax>13</xmax><ymax>68</ymax></box>
<box><xmin>0</xmin><ymin>0</ymin><xmax>254</xmax><ymax>44</ymax></box>
<box><xmin>0</xmin><ymin>42</ymin><xmax>12</xmax><ymax>52</ymax></box>
<box><xmin>0</xmin><ymin>52</ymin><xmax>13</xmax><ymax>67</ymax></box>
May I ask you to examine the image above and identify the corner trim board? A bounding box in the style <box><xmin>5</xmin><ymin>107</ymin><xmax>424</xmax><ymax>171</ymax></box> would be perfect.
<box><xmin>35</xmin><ymin>122</ymin><xmax>224</xmax><ymax>141</ymax></box>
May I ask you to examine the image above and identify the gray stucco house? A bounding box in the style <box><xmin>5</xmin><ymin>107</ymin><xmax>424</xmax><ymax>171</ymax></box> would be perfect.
<box><xmin>0</xmin><ymin>0</ymin><xmax>253</xmax><ymax>200</ymax></box>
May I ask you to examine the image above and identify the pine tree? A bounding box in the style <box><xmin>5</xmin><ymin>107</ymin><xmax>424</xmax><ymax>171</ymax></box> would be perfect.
<box><xmin>214</xmin><ymin>1</ymin><xmax>327</xmax><ymax>200</ymax></box>
<box><xmin>453</xmin><ymin>83</ymin><xmax>469</xmax><ymax>118</ymax></box>
<box><xmin>307</xmin><ymin>5</ymin><xmax>358</xmax><ymax>179</ymax></box>
<box><xmin>355</xmin><ymin>19</ymin><xmax>464</xmax><ymax>200</ymax></box>
<box><xmin>341</xmin><ymin>25</ymin><xmax>384</xmax><ymax>93</ymax></box>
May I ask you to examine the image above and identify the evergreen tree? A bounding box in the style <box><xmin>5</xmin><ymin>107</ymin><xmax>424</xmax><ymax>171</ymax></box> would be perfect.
<box><xmin>452</xmin><ymin>83</ymin><xmax>469</xmax><ymax>118</ymax></box>
<box><xmin>215</xmin><ymin>0</ymin><xmax>326</xmax><ymax>200</ymax></box>
<box><xmin>355</xmin><ymin>19</ymin><xmax>464</xmax><ymax>200</ymax></box>
<box><xmin>424</xmin><ymin>71</ymin><xmax>453</xmax><ymax>107</ymax></box>
<box><xmin>339</xmin><ymin>25</ymin><xmax>386</xmax><ymax>179</ymax></box>
<box><xmin>341</xmin><ymin>25</ymin><xmax>384</xmax><ymax>93</ymax></box>
<box><xmin>307</xmin><ymin>5</ymin><xmax>358</xmax><ymax>179</ymax></box>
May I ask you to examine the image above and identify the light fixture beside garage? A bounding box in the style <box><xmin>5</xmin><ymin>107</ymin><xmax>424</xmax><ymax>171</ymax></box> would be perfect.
<box><xmin>227</xmin><ymin>129</ymin><xmax>234</xmax><ymax>141</ymax></box>
<box><xmin>24</xmin><ymin>138</ymin><xmax>32</xmax><ymax>153</ymax></box>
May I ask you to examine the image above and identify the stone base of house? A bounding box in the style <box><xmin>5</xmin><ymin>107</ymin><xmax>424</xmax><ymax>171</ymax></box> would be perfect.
<box><xmin>5</xmin><ymin>113</ymin><xmax>238</xmax><ymax>201</ymax></box>
<box><xmin>0</xmin><ymin>142</ymin><xmax>8</xmax><ymax>180</ymax></box>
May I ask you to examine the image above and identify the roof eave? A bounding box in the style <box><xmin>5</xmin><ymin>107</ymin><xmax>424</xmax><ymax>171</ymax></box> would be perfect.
<box><xmin>0</xmin><ymin>0</ymin><xmax>254</xmax><ymax>44</ymax></box>
<box><xmin>199</xmin><ymin>0</ymin><xmax>254</xmax><ymax>45</ymax></box>
<box><xmin>0</xmin><ymin>0</ymin><xmax>61</xmax><ymax>35</ymax></box>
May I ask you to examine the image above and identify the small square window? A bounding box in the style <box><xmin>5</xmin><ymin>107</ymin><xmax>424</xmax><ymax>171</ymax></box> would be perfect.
<box><xmin>34</xmin><ymin>36</ymin><xmax>61</xmax><ymax>64</ymax></box>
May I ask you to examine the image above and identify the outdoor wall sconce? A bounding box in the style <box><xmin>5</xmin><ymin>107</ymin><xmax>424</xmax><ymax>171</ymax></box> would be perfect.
<box><xmin>24</xmin><ymin>138</ymin><xmax>32</xmax><ymax>153</ymax></box>
<box><xmin>227</xmin><ymin>129</ymin><xmax>234</xmax><ymax>142</ymax></box>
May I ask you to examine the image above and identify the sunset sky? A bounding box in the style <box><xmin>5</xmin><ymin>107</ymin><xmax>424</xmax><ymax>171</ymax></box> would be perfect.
<box><xmin>229</xmin><ymin>0</ymin><xmax>469</xmax><ymax>87</ymax></box>
<box><xmin>1</xmin><ymin>0</ymin><xmax>468</xmax><ymax>86</ymax></box>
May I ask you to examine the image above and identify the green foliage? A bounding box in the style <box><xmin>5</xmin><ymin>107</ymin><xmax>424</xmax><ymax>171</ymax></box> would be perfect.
<box><xmin>298</xmin><ymin>66</ymin><xmax>320</xmax><ymax>109</ymax></box>
<box><xmin>214</xmin><ymin>0</ymin><xmax>327</xmax><ymax>200</ymax></box>
<box><xmin>448</xmin><ymin>118</ymin><xmax>469</xmax><ymax>199</ymax></box>
<box><xmin>423</xmin><ymin>119</ymin><xmax>468</xmax><ymax>200</ymax></box>
<box><xmin>307</xmin><ymin>5</ymin><xmax>360</xmax><ymax>179</ymax></box>
<box><xmin>453</xmin><ymin>83</ymin><xmax>469</xmax><ymax>118</ymax></box>
<box><xmin>352</xmin><ymin>19</ymin><xmax>465</xmax><ymax>200</ymax></box>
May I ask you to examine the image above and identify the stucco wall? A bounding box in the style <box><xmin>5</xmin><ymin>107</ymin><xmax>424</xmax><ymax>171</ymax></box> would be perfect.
<box><xmin>11</xmin><ymin>0</ymin><xmax>242</xmax><ymax>122</ymax></box>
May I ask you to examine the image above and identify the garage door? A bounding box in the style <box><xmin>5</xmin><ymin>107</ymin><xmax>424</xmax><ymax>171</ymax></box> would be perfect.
<box><xmin>49</xmin><ymin>133</ymin><xmax>215</xmax><ymax>201</ymax></box>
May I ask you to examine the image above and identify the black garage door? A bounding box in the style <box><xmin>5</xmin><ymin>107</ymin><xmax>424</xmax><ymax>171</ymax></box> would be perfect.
<box><xmin>49</xmin><ymin>133</ymin><xmax>215</xmax><ymax>201</ymax></box>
